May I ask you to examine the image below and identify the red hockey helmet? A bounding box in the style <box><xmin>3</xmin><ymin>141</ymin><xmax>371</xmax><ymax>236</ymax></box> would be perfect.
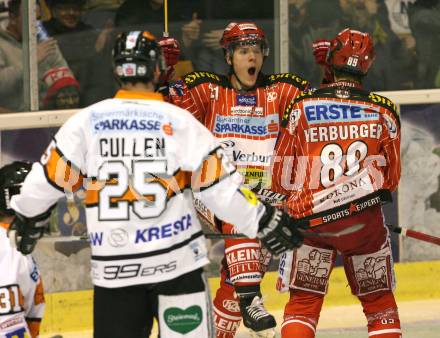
<box><xmin>220</xmin><ymin>22</ymin><xmax>269</xmax><ymax>57</ymax></box>
<box><xmin>327</xmin><ymin>28</ymin><xmax>375</xmax><ymax>76</ymax></box>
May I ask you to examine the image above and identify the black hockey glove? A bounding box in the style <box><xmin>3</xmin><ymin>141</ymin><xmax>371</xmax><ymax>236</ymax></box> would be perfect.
<box><xmin>256</xmin><ymin>203</ymin><xmax>307</xmax><ymax>255</ymax></box>
<box><xmin>10</xmin><ymin>209</ymin><xmax>52</xmax><ymax>255</ymax></box>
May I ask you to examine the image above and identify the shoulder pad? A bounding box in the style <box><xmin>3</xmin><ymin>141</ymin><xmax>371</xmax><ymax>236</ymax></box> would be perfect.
<box><xmin>281</xmin><ymin>100</ymin><xmax>295</xmax><ymax>128</ymax></box>
<box><xmin>367</xmin><ymin>92</ymin><xmax>398</xmax><ymax>113</ymax></box>
<box><xmin>266</xmin><ymin>73</ymin><xmax>309</xmax><ymax>90</ymax></box>
<box><xmin>281</xmin><ymin>89</ymin><xmax>314</xmax><ymax>127</ymax></box>
<box><xmin>367</xmin><ymin>92</ymin><xmax>400</xmax><ymax>122</ymax></box>
<box><xmin>182</xmin><ymin>71</ymin><xmax>228</xmax><ymax>89</ymax></box>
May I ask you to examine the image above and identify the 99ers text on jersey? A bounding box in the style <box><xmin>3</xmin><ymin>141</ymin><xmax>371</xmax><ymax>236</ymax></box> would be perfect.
<box><xmin>102</xmin><ymin>261</ymin><xmax>177</xmax><ymax>280</ymax></box>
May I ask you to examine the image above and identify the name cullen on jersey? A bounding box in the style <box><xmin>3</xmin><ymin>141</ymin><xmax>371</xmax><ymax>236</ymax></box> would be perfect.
<box><xmin>99</xmin><ymin>137</ymin><xmax>166</xmax><ymax>158</ymax></box>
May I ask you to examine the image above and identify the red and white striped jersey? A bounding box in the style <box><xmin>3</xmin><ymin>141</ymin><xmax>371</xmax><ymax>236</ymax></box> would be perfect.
<box><xmin>273</xmin><ymin>83</ymin><xmax>401</xmax><ymax>219</ymax></box>
<box><xmin>0</xmin><ymin>226</ymin><xmax>45</xmax><ymax>338</ymax></box>
<box><xmin>168</xmin><ymin>71</ymin><xmax>309</xmax><ymax>196</ymax></box>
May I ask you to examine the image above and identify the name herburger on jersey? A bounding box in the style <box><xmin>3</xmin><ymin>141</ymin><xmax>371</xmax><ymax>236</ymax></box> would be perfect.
<box><xmin>214</xmin><ymin>114</ymin><xmax>279</xmax><ymax>136</ymax></box>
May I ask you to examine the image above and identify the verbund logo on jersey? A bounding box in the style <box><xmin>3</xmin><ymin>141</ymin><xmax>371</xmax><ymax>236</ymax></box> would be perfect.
<box><xmin>304</xmin><ymin>101</ymin><xmax>380</xmax><ymax>125</ymax></box>
<box><xmin>214</xmin><ymin>114</ymin><xmax>279</xmax><ymax>137</ymax></box>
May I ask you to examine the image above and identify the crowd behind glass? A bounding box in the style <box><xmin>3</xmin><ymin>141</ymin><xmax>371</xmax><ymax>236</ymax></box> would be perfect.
<box><xmin>0</xmin><ymin>0</ymin><xmax>438</xmax><ymax>113</ymax></box>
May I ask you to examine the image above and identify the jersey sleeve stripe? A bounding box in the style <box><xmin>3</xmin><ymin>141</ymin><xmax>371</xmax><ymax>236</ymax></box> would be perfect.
<box><xmin>191</xmin><ymin>146</ymin><xmax>237</xmax><ymax>192</ymax></box>
<box><xmin>43</xmin><ymin>146</ymin><xmax>84</xmax><ymax>193</ymax></box>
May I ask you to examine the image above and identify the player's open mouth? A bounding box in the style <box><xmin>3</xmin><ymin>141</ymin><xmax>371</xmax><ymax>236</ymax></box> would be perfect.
<box><xmin>248</xmin><ymin>67</ymin><xmax>256</xmax><ymax>76</ymax></box>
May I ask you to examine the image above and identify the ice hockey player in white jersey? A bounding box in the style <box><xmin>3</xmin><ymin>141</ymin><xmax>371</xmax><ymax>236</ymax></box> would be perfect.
<box><xmin>0</xmin><ymin>162</ymin><xmax>45</xmax><ymax>338</ymax></box>
<box><xmin>10</xmin><ymin>31</ymin><xmax>305</xmax><ymax>338</ymax></box>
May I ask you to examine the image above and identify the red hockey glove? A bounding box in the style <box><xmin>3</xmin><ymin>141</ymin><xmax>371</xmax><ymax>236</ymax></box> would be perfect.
<box><xmin>158</xmin><ymin>37</ymin><xmax>180</xmax><ymax>68</ymax></box>
<box><xmin>312</xmin><ymin>39</ymin><xmax>334</xmax><ymax>84</ymax></box>
<box><xmin>312</xmin><ymin>39</ymin><xmax>331</xmax><ymax>66</ymax></box>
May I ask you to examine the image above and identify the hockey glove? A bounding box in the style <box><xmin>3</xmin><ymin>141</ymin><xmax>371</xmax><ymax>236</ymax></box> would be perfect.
<box><xmin>10</xmin><ymin>209</ymin><xmax>52</xmax><ymax>255</ymax></box>
<box><xmin>312</xmin><ymin>39</ymin><xmax>334</xmax><ymax>84</ymax></box>
<box><xmin>312</xmin><ymin>39</ymin><xmax>331</xmax><ymax>65</ymax></box>
<box><xmin>256</xmin><ymin>203</ymin><xmax>306</xmax><ymax>255</ymax></box>
<box><xmin>158</xmin><ymin>37</ymin><xmax>180</xmax><ymax>68</ymax></box>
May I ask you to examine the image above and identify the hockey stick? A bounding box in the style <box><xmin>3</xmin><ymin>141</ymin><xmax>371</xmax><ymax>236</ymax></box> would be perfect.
<box><xmin>204</xmin><ymin>224</ymin><xmax>440</xmax><ymax>246</ymax></box>
<box><xmin>387</xmin><ymin>224</ymin><xmax>440</xmax><ymax>246</ymax></box>
<box><xmin>203</xmin><ymin>223</ymin><xmax>364</xmax><ymax>240</ymax></box>
<box><xmin>163</xmin><ymin>0</ymin><xmax>169</xmax><ymax>37</ymax></box>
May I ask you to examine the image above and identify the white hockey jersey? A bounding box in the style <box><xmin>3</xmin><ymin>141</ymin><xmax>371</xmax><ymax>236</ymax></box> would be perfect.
<box><xmin>0</xmin><ymin>225</ymin><xmax>45</xmax><ymax>338</ymax></box>
<box><xmin>11</xmin><ymin>91</ymin><xmax>266</xmax><ymax>288</ymax></box>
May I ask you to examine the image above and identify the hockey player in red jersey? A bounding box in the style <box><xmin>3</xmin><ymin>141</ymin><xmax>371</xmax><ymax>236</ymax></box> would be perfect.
<box><xmin>272</xmin><ymin>28</ymin><xmax>402</xmax><ymax>338</ymax></box>
<box><xmin>0</xmin><ymin>162</ymin><xmax>45</xmax><ymax>338</ymax></box>
<box><xmin>161</xmin><ymin>22</ymin><xmax>309</xmax><ymax>337</ymax></box>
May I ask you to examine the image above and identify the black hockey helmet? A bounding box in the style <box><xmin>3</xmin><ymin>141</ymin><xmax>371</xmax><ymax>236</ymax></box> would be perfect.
<box><xmin>113</xmin><ymin>31</ymin><xmax>166</xmax><ymax>84</ymax></box>
<box><xmin>0</xmin><ymin>161</ymin><xmax>32</xmax><ymax>216</ymax></box>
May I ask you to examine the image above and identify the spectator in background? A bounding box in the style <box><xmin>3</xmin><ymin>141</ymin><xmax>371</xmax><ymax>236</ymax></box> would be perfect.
<box><xmin>408</xmin><ymin>0</ymin><xmax>440</xmax><ymax>89</ymax></box>
<box><xmin>289</xmin><ymin>0</ymin><xmax>342</xmax><ymax>86</ymax></box>
<box><xmin>350</xmin><ymin>0</ymin><xmax>415</xmax><ymax>90</ymax></box>
<box><xmin>42</xmin><ymin>66</ymin><xmax>80</xmax><ymax>109</ymax></box>
<box><xmin>115</xmin><ymin>0</ymin><xmax>202</xmax><ymax>66</ymax></box>
<box><xmin>193</xmin><ymin>0</ymin><xmax>274</xmax><ymax>72</ymax></box>
<box><xmin>0</xmin><ymin>0</ymin><xmax>71</xmax><ymax>112</ymax></box>
<box><xmin>288</xmin><ymin>0</ymin><xmax>310</xmax><ymax>79</ymax></box>
<box><xmin>43</xmin><ymin>0</ymin><xmax>115</xmax><ymax>106</ymax></box>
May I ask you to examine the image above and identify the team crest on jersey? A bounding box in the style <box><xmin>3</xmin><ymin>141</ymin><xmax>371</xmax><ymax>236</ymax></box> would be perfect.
<box><xmin>335</xmin><ymin>88</ymin><xmax>351</xmax><ymax>99</ymax></box>
<box><xmin>266</xmin><ymin>91</ymin><xmax>277</xmax><ymax>102</ymax></box>
<box><xmin>382</xmin><ymin>114</ymin><xmax>398</xmax><ymax>139</ymax></box>
<box><xmin>169</xmin><ymin>80</ymin><xmax>184</xmax><ymax>96</ymax></box>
